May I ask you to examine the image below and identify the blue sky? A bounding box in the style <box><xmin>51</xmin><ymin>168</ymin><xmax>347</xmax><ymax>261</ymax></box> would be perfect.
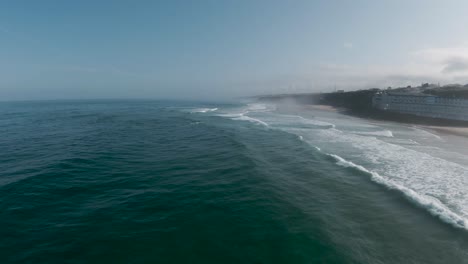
<box><xmin>2</xmin><ymin>0</ymin><xmax>468</xmax><ymax>100</ymax></box>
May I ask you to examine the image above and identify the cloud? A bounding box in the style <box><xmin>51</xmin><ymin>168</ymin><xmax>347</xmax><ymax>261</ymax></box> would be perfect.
<box><xmin>264</xmin><ymin>44</ymin><xmax>468</xmax><ymax>94</ymax></box>
<box><xmin>412</xmin><ymin>46</ymin><xmax>468</xmax><ymax>75</ymax></box>
<box><xmin>413</xmin><ymin>47</ymin><xmax>468</xmax><ymax>62</ymax></box>
<box><xmin>441</xmin><ymin>57</ymin><xmax>468</xmax><ymax>73</ymax></box>
<box><xmin>330</xmin><ymin>45</ymin><xmax>468</xmax><ymax>87</ymax></box>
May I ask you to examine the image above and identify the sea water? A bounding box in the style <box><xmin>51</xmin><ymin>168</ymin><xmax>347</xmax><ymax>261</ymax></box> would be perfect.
<box><xmin>1</xmin><ymin>100</ymin><xmax>468</xmax><ymax>263</ymax></box>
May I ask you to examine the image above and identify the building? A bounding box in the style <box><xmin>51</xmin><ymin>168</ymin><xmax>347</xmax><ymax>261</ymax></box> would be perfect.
<box><xmin>372</xmin><ymin>92</ymin><xmax>468</xmax><ymax>122</ymax></box>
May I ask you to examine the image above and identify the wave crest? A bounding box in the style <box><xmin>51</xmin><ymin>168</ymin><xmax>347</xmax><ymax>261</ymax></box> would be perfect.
<box><xmin>351</xmin><ymin>130</ymin><xmax>393</xmax><ymax>138</ymax></box>
<box><xmin>328</xmin><ymin>153</ymin><xmax>468</xmax><ymax>230</ymax></box>
<box><xmin>191</xmin><ymin>108</ymin><xmax>218</xmax><ymax>113</ymax></box>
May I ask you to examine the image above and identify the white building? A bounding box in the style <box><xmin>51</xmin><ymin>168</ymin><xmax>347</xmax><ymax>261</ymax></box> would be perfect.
<box><xmin>372</xmin><ymin>92</ymin><xmax>468</xmax><ymax>121</ymax></box>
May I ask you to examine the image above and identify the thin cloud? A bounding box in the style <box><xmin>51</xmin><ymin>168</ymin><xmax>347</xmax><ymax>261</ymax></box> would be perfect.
<box><xmin>269</xmin><ymin>44</ymin><xmax>468</xmax><ymax>93</ymax></box>
<box><xmin>413</xmin><ymin>46</ymin><xmax>468</xmax><ymax>75</ymax></box>
<box><xmin>442</xmin><ymin>57</ymin><xmax>468</xmax><ymax>74</ymax></box>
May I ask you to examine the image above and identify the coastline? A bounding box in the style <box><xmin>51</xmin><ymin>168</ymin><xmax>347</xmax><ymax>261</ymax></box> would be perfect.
<box><xmin>301</xmin><ymin>103</ymin><xmax>468</xmax><ymax>139</ymax></box>
<box><xmin>302</xmin><ymin>104</ymin><xmax>341</xmax><ymax>112</ymax></box>
<box><xmin>258</xmin><ymin>89</ymin><xmax>468</xmax><ymax>135</ymax></box>
<box><xmin>420</xmin><ymin>126</ymin><xmax>468</xmax><ymax>138</ymax></box>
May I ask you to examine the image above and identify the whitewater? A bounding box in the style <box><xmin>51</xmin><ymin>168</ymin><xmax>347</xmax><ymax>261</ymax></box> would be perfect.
<box><xmin>195</xmin><ymin>101</ymin><xmax>468</xmax><ymax>231</ymax></box>
<box><xmin>3</xmin><ymin>100</ymin><xmax>468</xmax><ymax>263</ymax></box>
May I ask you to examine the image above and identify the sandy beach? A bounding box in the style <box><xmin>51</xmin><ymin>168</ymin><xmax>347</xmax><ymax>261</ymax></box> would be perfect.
<box><xmin>421</xmin><ymin>126</ymin><xmax>468</xmax><ymax>138</ymax></box>
<box><xmin>303</xmin><ymin>104</ymin><xmax>342</xmax><ymax>112</ymax></box>
<box><xmin>304</xmin><ymin>104</ymin><xmax>468</xmax><ymax>137</ymax></box>
<box><xmin>303</xmin><ymin>104</ymin><xmax>468</xmax><ymax>139</ymax></box>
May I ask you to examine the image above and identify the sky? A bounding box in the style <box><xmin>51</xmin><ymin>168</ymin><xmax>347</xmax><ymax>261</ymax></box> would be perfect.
<box><xmin>2</xmin><ymin>0</ymin><xmax>468</xmax><ymax>100</ymax></box>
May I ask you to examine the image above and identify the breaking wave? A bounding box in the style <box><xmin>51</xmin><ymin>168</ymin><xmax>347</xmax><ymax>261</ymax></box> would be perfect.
<box><xmin>232</xmin><ymin>114</ymin><xmax>269</xmax><ymax>127</ymax></box>
<box><xmin>210</xmin><ymin>101</ymin><xmax>468</xmax><ymax>231</ymax></box>
<box><xmin>191</xmin><ymin>108</ymin><xmax>218</xmax><ymax>113</ymax></box>
<box><xmin>351</xmin><ymin>130</ymin><xmax>394</xmax><ymax>137</ymax></box>
<box><xmin>327</xmin><ymin>153</ymin><xmax>468</xmax><ymax>230</ymax></box>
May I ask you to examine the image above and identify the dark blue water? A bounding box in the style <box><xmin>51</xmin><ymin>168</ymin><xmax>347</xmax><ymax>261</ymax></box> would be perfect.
<box><xmin>1</xmin><ymin>100</ymin><xmax>468</xmax><ymax>263</ymax></box>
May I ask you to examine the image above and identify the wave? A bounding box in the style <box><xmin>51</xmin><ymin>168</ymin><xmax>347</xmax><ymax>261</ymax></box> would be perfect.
<box><xmin>226</xmin><ymin>101</ymin><xmax>468</xmax><ymax>231</ymax></box>
<box><xmin>301</xmin><ymin>120</ymin><xmax>335</xmax><ymax>129</ymax></box>
<box><xmin>217</xmin><ymin>112</ymin><xmax>246</xmax><ymax>118</ymax></box>
<box><xmin>412</xmin><ymin>127</ymin><xmax>443</xmax><ymax>140</ymax></box>
<box><xmin>191</xmin><ymin>108</ymin><xmax>218</xmax><ymax>113</ymax></box>
<box><xmin>217</xmin><ymin>103</ymin><xmax>335</xmax><ymax>130</ymax></box>
<box><xmin>220</xmin><ymin>101</ymin><xmax>468</xmax><ymax>231</ymax></box>
<box><xmin>216</xmin><ymin>103</ymin><xmax>272</xmax><ymax>127</ymax></box>
<box><xmin>285</xmin><ymin>114</ymin><xmax>335</xmax><ymax>127</ymax></box>
<box><xmin>385</xmin><ymin>138</ymin><xmax>420</xmax><ymax>145</ymax></box>
<box><xmin>327</xmin><ymin>153</ymin><xmax>468</xmax><ymax>230</ymax></box>
<box><xmin>351</xmin><ymin>130</ymin><xmax>393</xmax><ymax>138</ymax></box>
<box><xmin>232</xmin><ymin>114</ymin><xmax>269</xmax><ymax>127</ymax></box>
<box><xmin>266</xmin><ymin>114</ymin><xmax>336</xmax><ymax>130</ymax></box>
<box><xmin>246</xmin><ymin>103</ymin><xmax>274</xmax><ymax>112</ymax></box>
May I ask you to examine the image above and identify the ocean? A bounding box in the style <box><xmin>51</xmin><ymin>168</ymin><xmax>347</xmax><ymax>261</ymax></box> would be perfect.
<box><xmin>1</xmin><ymin>100</ymin><xmax>468</xmax><ymax>263</ymax></box>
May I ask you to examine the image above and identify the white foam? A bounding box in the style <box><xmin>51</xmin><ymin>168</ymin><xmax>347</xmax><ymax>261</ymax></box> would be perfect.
<box><xmin>191</xmin><ymin>108</ymin><xmax>218</xmax><ymax>113</ymax></box>
<box><xmin>328</xmin><ymin>154</ymin><xmax>468</xmax><ymax>230</ymax></box>
<box><xmin>259</xmin><ymin>114</ymin><xmax>335</xmax><ymax>130</ymax></box>
<box><xmin>281</xmin><ymin>114</ymin><xmax>310</xmax><ymax>121</ymax></box>
<box><xmin>246</xmin><ymin>103</ymin><xmax>274</xmax><ymax>112</ymax></box>
<box><xmin>216</xmin><ymin>103</ymin><xmax>273</xmax><ymax>123</ymax></box>
<box><xmin>351</xmin><ymin>130</ymin><xmax>394</xmax><ymax>138</ymax></box>
<box><xmin>217</xmin><ymin>105</ymin><xmax>270</xmax><ymax>127</ymax></box>
<box><xmin>412</xmin><ymin>127</ymin><xmax>443</xmax><ymax>140</ymax></box>
<box><xmin>385</xmin><ymin>138</ymin><xmax>420</xmax><ymax>145</ymax></box>
<box><xmin>315</xmin><ymin>128</ymin><xmax>468</xmax><ymax>221</ymax></box>
<box><xmin>237</xmin><ymin>103</ymin><xmax>468</xmax><ymax>230</ymax></box>
<box><xmin>233</xmin><ymin>114</ymin><xmax>269</xmax><ymax>127</ymax></box>
<box><xmin>218</xmin><ymin>112</ymin><xmax>245</xmax><ymax>118</ymax></box>
<box><xmin>286</xmin><ymin>114</ymin><xmax>335</xmax><ymax>128</ymax></box>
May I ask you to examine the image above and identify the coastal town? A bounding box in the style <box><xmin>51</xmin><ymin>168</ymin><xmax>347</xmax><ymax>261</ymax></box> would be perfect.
<box><xmin>373</xmin><ymin>84</ymin><xmax>468</xmax><ymax>122</ymax></box>
<box><xmin>259</xmin><ymin>83</ymin><xmax>468</xmax><ymax>125</ymax></box>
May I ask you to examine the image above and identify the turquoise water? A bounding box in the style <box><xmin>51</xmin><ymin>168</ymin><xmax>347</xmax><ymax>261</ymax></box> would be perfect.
<box><xmin>1</xmin><ymin>100</ymin><xmax>468</xmax><ymax>263</ymax></box>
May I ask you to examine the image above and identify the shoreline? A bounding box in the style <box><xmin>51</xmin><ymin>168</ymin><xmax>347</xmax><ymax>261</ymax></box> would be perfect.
<box><xmin>301</xmin><ymin>103</ymin><xmax>468</xmax><ymax>139</ymax></box>
<box><xmin>420</xmin><ymin>126</ymin><xmax>468</xmax><ymax>138</ymax></box>
<box><xmin>302</xmin><ymin>104</ymin><xmax>342</xmax><ymax>112</ymax></box>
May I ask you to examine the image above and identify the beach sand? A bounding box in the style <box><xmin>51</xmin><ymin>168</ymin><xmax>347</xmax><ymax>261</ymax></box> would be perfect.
<box><xmin>302</xmin><ymin>103</ymin><xmax>468</xmax><ymax>139</ymax></box>
<box><xmin>303</xmin><ymin>104</ymin><xmax>341</xmax><ymax>112</ymax></box>
<box><xmin>421</xmin><ymin>126</ymin><xmax>468</xmax><ymax>138</ymax></box>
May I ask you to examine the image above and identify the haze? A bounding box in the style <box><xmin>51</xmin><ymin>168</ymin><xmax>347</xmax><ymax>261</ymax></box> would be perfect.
<box><xmin>2</xmin><ymin>0</ymin><xmax>468</xmax><ymax>101</ymax></box>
